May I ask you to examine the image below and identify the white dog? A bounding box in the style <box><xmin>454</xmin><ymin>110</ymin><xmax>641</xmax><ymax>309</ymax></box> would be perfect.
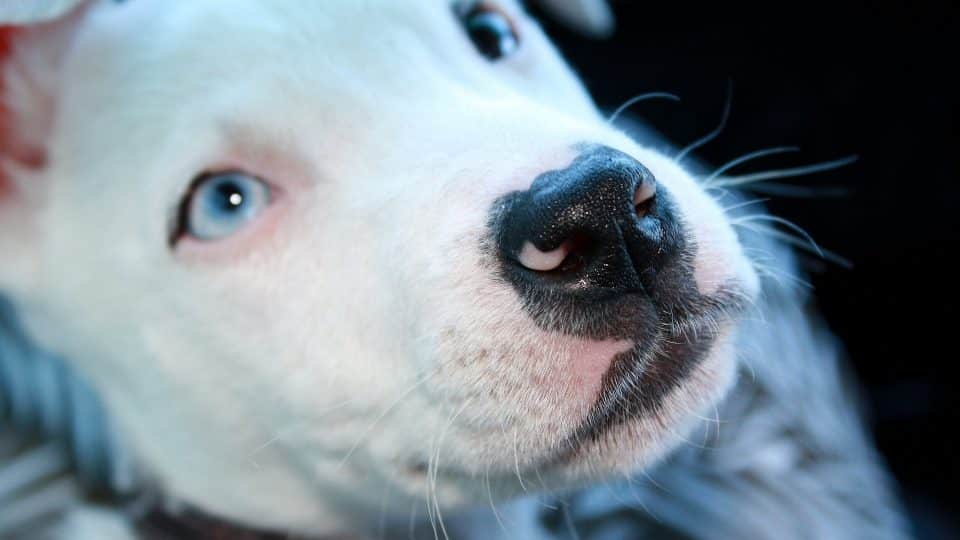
<box><xmin>0</xmin><ymin>1</ymin><xmax>909</xmax><ymax>538</ymax></box>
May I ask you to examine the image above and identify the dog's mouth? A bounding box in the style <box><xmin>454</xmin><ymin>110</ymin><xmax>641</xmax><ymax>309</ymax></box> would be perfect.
<box><xmin>556</xmin><ymin>287</ymin><xmax>743</xmax><ymax>457</ymax></box>
<box><xmin>492</xmin><ymin>279</ymin><xmax>741</xmax><ymax>471</ymax></box>
<box><xmin>406</xmin><ymin>280</ymin><xmax>748</xmax><ymax>486</ymax></box>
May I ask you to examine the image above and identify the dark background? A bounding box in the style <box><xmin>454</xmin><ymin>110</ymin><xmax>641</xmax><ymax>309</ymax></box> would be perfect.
<box><xmin>535</xmin><ymin>0</ymin><xmax>956</xmax><ymax>535</ymax></box>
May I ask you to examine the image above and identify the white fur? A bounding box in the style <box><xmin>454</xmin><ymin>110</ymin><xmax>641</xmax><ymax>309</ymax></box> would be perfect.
<box><xmin>0</xmin><ymin>1</ymin><xmax>904</xmax><ymax>539</ymax></box>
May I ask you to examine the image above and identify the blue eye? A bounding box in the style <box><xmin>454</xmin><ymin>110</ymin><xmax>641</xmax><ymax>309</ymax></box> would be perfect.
<box><xmin>177</xmin><ymin>172</ymin><xmax>271</xmax><ymax>243</ymax></box>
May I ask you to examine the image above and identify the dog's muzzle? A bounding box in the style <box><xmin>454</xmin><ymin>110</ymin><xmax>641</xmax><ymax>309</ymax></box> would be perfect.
<box><xmin>488</xmin><ymin>145</ymin><xmax>748</xmax><ymax>444</ymax></box>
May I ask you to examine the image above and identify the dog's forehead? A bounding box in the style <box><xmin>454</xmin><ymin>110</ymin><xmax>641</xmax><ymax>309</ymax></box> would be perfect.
<box><xmin>71</xmin><ymin>0</ymin><xmax>489</xmax><ymax>86</ymax></box>
<box><xmin>50</xmin><ymin>1</ymin><xmax>512</xmax><ymax>161</ymax></box>
<box><xmin>67</xmin><ymin>0</ymin><xmax>528</xmax><ymax>131</ymax></box>
<box><xmin>86</xmin><ymin>0</ymin><xmax>508</xmax><ymax>50</ymax></box>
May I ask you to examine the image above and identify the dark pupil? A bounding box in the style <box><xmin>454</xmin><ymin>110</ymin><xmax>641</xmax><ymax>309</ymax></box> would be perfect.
<box><xmin>213</xmin><ymin>181</ymin><xmax>245</xmax><ymax>213</ymax></box>
<box><xmin>466</xmin><ymin>11</ymin><xmax>517</xmax><ymax>60</ymax></box>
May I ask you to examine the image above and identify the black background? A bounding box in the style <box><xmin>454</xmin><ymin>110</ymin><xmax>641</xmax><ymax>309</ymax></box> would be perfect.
<box><xmin>535</xmin><ymin>0</ymin><xmax>956</xmax><ymax>535</ymax></box>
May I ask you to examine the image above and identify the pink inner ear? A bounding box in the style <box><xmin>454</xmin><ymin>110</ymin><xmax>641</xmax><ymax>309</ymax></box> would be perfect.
<box><xmin>1</xmin><ymin>26</ymin><xmax>16</xmax><ymax>201</ymax></box>
<box><xmin>0</xmin><ymin>25</ymin><xmax>42</xmax><ymax>202</ymax></box>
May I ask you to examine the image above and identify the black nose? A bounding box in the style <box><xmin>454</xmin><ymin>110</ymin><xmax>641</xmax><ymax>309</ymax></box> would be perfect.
<box><xmin>493</xmin><ymin>145</ymin><xmax>684</xmax><ymax>298</ymax></box>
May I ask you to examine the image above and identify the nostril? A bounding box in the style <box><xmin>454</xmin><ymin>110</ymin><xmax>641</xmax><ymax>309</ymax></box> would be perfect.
<box><xmin>634</xmin><ymin>179</ymin><xmax>657</xmax><ymax>218</ymax></box>
<box><xmin>517</xmin><ymin>234</ymin><xmax>591</xmax><ymax>274</ymax></box>
<box><xmin>513</xmin><ymin>181</ymin><xmax>658</xmax><ymax>276</ymax></box>
<box><xmin>518</xmin><ymin>241</ymin><xmax>570</xmax><ymax>272</ymax></box>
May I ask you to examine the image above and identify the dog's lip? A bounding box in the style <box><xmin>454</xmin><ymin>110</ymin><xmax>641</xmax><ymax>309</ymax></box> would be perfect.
<box><xmin>550</xmin><ymin>295</ymin><xmax>741</xmax><ymax>463</ymax></box>
<box><xmin>546</xmin><ymin>285</ymin><xmax>750</xmax><ymax>467</ymax></box>
<box><xmin>497</xmin><ymin>331</ymin><xmax>718</xmax><ymax>473</ymax></box>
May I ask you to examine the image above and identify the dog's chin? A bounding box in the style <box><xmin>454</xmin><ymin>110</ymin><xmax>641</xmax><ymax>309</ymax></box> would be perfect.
<box><xmin>410</xmin><ymin>322</ymin><xmax>740</xmax><ymax>508</ymax></box>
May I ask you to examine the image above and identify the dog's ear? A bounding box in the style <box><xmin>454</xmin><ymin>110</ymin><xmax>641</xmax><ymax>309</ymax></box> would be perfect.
<box><xmin>0</xmin><ymin>0</ymin><xmax>89</xmax><ymax>25</ymax></box>
<box><xmin>1</xmin><ymin>1</ymin><xmax>88</xmax><ymax>289</ymax></box>
<box><xmin>0</xmin><ymin>0</ymin><xmax>88</xmax><ymax>175</ymax></box>
<box><xmin>534</xmin><ymin>0</ymin><xmax>615</xmax><ymax>37</ymax></box>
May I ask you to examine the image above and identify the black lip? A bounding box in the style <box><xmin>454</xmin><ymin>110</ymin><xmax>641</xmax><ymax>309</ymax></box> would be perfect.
<box><xmin>529</xmin><ymin>287</ymin><xmax>746</xmax><ymax>468</ymax></box>
<box><xmin>565</xmin><ymin>288</ymin><xmax>743</xmax><ymax>450</ymax></box>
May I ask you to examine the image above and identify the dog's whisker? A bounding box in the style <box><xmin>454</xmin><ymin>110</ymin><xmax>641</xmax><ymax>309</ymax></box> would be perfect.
<box><xmin>407</xmin><ymin>500</ymin><xmax>419</xmax><ymax>540</ymax></box>
<box><xmin>607</xmin><ymin>91</ymin><xmax>681</xmax><ymax>125</ymax></box>
<box><xmin>485</xmin><ymin>467</ymin><xmax>510</xmax><ymax>536</ymax></box>
<box><xmin>425</xmin><ymin>449</ymin><xmax>438</xmax><ymax>540</ymax></box>
<box><xmin>675</xmin><ymin>80</ymin><xmax>733</xmax><ymax>164</ymax></box>
<box><xmin>427</xmin><ymin>416</ymin><xmax>444</xmax><ymax>534</ymax></box>
<box><xmin>713</xmin><ymin>403</ymin><xmax>722</xmax><ymax>443</ymax></box>
<box><xmin>735</xmin><ymin>216</ymin><xmax>853</xmax><ymax>268</ymax></box>
<box><xmin>634</xmin><ymin>463</ymin><xmax>671</xmax><ymax>496</ymax></box>
<box><xmin>561</xmin><ymin>499</ymin><xmax>582</xmax><ymax>540</ymax></box>
<box><xmin>245</xmin><ymin>399</ymin><xmax>358</xmax><ymax>463</ymax></box>
<box><xmin>431</xmin><ymin>462</ymin><xmax>446</xmax><ymax>540</ymax></box>
<box><xmin>245</xmin><ymin>434</ymin><xmax>282</xmax><ymax>465</ymax></box>
<box><xmin>621</xmin><ymin>474</ymin><xmax>661</xmax><ymax>523</ymax></box>
<box><xmin>733</xmin><ymin>214</ymin><xmax>825</xmax><ymax>258</ymax></box>
<box><xmin>701</xmin><ymin>146</ymin><xmax>801</xmax><ymax>186</ymax></box>
<box><xmin>432</xmin><ymin>398</ymin><xmax>472</xmax><ymax>540</ymax></box>
<box><xmin>510</xmin><ymin>426</ymin><xmax>527</xmax><ymax>492</ymax></box>
<box><xmin>744</xmin><ymin>247</ymin><xmax>794</xmax><ymax>283</ymax></box>
<box><xmin>712</xmin><ymin>155</ymin><xmax>859</xmax><ymax>188</ymax></box>
<box><xmin>722</xmin><ymin>198</ymin><xmax>770</xmax><ymax>214</ymax></box>
<box><xmin>752</xmin><ymin>259</ymin><xmax>815</xmax><ymax>290</ymax></box>
<box><xmin>425</xmin><ymin>447</ymin><xmax>439</xmax><ymax>540</ymax></box>
<box><xmin>653</xmin><ymin>409</ymin><xmax>715</xmax><ymax>452</ymax></box>
<box><xmin>600</xmin><ymin>471</ymin><xmax>646</xmax><ymax>510</ymax></box>
<box><xmin>746</xmin><ymin>223</ymin><xmax>853</xmax><ymax>269</ymax></box>
<box><xmin>739</xmin><ymin>182</ymin><xmax>850</xmax><ymax>198</ymax></box>
<box><xmin>531</xmin><ymin>466</ymin><xmax>561</xmax><ymax>510</ymax></box>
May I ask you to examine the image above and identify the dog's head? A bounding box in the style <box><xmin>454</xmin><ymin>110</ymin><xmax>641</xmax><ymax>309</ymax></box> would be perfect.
<box><xmin>0</xmin><ymin>0</ymin><xmax>759</xmax><ymax>533</ymax></box>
